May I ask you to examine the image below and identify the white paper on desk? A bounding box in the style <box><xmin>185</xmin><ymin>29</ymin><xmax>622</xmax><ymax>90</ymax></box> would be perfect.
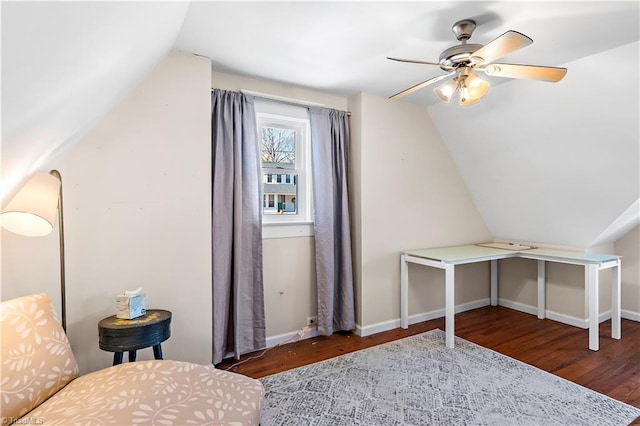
<box><xmin>476</xmin><ymin>242</ymin><xmax>535</xmax><ymax>251</ymax></box>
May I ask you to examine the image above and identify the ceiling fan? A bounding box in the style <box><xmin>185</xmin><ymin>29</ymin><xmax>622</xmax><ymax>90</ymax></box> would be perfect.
<box><xmin>388</xmin><ymin>19</ymin><xmax>567</xmax><ymax>106</ymax></box>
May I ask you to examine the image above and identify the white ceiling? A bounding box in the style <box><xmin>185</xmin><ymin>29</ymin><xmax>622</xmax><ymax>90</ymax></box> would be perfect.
<box><xmin>2</xmin><ymin>1</ymin><xmax>639</xmax><ymax>247</ymax></box>
<box><xmin>175</xmin><ymin>1</ymin><xmax>639</xmax><ymax>103</ymax></box>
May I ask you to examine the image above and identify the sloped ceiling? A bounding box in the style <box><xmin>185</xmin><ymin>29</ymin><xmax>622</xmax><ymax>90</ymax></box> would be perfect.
<box><xmin>1</xmin><ymin>1</ymin><xmax>190</xmax><ymax>198</ymax></box>
<box><xmin>2</xmin><ymin>1</ymin><xmax>638</xmax><ymax>248</ymax></box>
<box><xmin>429</xmin><ymin>41</ymin><xmax>639</xmax><ymax>248</ymax></box>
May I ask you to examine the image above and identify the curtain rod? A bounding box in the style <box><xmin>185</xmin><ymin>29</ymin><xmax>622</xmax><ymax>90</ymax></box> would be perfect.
<box><xmin>241</xmin><ymin>90</ymin><xmax>324</xmax><ymax>108</ymax></box>
<box><xmin>239</xmin><ymin>89</ymin><xmax>351</xmax><ymax>116</ymax></box>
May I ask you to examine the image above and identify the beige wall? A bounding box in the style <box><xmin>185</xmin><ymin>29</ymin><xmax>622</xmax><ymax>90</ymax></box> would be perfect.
<box><xmin>263</xmin><ymin>237</ymin><xmax>316</xmax><ymax>337</ymax></box>
<box><xmin>348</xmin><ymin>95</ymin><xmax>363</xmax><ymax>326</ymax></box>
<box><xmin>498</xmin><ymin>257</ymin><xmax>591</xmax><ymax>320</ymax></box>
<box><xmin>497</xmin><ymin>236</ymin><xmax>637</xmax><ymax>324</ymax></box>
<box><xmin>1</xmin><ymin>50</ymin><xmax>212</xmax><ymax>374</ymax></box>
<box><xmin>211</xmin><ymin>71</ymin><xmax>347</xmax><ymax>338</ymax></box>
<box><xmin>4</xmin><ymin>55</ymin><xmax>635</xmax><ymax>375</ymax></box>
<box><xmin>615</xmin><ymin>224</ymin><xmax>640</xmax><ymax>316</ymax></box>
<box><xmin>210</xmin><ymin>76</ymin><xmax>494</xmax><ymax>336</ymax></box>
<box><xmin>349</xmin><ymin>93</ymin><xmax>492</xmax><ymax>331</ymax></box>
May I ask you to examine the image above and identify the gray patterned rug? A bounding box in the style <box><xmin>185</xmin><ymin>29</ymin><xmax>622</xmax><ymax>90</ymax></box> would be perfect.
<box><xmin>259</xmin><ymin>329</ymin><xmax>640</xmax><ymax>425</ymax></box>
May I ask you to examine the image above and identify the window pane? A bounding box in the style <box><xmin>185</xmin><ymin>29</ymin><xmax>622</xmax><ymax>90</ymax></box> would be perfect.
<box><xmin>261</xmin><ymin>126</ymin><xmax>295</xmax><ymax>169</ymax></box>
<box><xmin>263</xmin><ymin>173</ymin><xmax>298</xmax><ymax>215</ymax></box>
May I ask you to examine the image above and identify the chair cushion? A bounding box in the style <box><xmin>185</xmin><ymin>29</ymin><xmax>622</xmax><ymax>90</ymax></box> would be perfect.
<box><xmin>0</xmin><ymin>293</ymin><xmax>78</xmax><ymax>419</ymax></box>
<box><xmin>26</xmin><ymin>359</ymin><xmax>264</xmax><ymax>425</ymax></box>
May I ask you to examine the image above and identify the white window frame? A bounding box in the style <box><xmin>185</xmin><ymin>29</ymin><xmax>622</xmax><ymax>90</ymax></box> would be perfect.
<box><xmin>256</xmin><ymin>109</ymin><xmax>313</xmax><ymax>239</ymax></box>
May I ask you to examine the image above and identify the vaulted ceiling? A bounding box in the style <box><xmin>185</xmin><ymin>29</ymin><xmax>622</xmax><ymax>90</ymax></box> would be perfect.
<box><xmin>2</xmin><ymin>1</ymin><xmax>638</xmax><ymax>248</ymax></box>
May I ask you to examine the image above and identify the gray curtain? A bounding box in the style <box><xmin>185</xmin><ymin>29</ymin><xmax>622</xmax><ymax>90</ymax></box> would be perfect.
<box><xmin>211</xmin><ymin>89</ymin><xmax>265</xmax><ymax>365</ymax></box>
<box><xmin>309</xmin><ymin>107</ymin><xmax>355</xmax><ymax>335</ymax></box>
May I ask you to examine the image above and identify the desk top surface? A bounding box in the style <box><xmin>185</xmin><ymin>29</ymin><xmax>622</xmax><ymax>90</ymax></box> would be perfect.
<box><xmin>403</xmin><ymin>244</ymin><xmax>619</xmax><ymax>265</ymax></box>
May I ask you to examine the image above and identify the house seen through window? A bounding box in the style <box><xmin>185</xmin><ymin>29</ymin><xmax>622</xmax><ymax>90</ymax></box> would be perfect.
<box><xmin>261</xmin><ymin>126</ymin><xmax>297</xmax><ymax>215</ymax></box>
<box><xmin>256</xmin><ymin>108</ymin><xmax>312</xmax><ymax>232</ymax></box>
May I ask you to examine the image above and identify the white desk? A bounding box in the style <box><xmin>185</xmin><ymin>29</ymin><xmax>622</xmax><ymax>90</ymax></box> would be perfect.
<box><xmin>400</xmin><ymin>244</ymin><xmax>621</xmax><ymax>351</ymax></box>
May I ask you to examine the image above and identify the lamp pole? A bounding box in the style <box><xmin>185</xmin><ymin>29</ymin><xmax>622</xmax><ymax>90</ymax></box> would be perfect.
<box><xmin>49</xmin><ymin>170</ymin><xmax>66</xmax><ymax>331</ymax></box>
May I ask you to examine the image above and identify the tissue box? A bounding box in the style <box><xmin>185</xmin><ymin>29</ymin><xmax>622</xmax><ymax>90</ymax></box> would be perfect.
<box><xmin>116</xmin><ymin>293</ymin><xmax>146</xmax><ymax>319</ymax></box>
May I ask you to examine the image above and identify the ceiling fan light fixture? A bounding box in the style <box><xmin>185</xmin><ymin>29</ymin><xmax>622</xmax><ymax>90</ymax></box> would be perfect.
<box><xmin>387</xmin><ymin>19</ymin><xmax>565</xmax><ymax>104</ymax></box>
<box><xmin>466</xmin><ymin>73</ymin><xmax>490</xmax><ymax>98</ymax></box>
<box><xmin>459</xmin><ymin>92</ymin><xmax>481</xmax><ymax>106</ymax></box>
<box><xmin>434</xmin><ymin>78</ymin><xmax>458</xmax><ymax>103</ymax></box>
<box><xmin>459</xmin><ymin>73</ymin><xmax>490</xmax><ymax>106</ymax></box>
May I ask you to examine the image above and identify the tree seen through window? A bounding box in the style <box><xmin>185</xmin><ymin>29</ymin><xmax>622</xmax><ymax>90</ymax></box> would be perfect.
<box><xmin>261</xmin><ymin>127</ymin><xmax>295</xmax><ymax>167</ymax></box>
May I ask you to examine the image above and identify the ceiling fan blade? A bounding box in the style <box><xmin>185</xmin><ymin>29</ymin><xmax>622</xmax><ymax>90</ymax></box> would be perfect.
<box><xmin>470</xmin><ymin>31</ymin><xmax>533</xmax><ymax>65</ymax></box>
<box><xmin>483</xmin><ymin>63</ymin><xmax>567</xmax><ymax>82</ymax></box>
<box><xmin>387</xmin><ymin>57</ymin><xmax>442</xmax><ymax>67</ymax></box>
<box><xmin>389</xmin><ymin>72</ymin><xmax>456</xmax><ymax>100</ymax></box>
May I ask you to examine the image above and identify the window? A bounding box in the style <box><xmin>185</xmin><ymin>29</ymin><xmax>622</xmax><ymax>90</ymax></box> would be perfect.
<box><xmin>256</xmin><ymin>104</ymin><xmax>313</xmax><ymax>238</ymax></box>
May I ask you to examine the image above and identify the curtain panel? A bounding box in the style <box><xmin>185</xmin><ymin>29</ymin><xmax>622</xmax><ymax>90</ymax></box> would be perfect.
<box><xmin>309</xmin><ymin>107</ymin><xmax>356</xmax><ymax>335</ymax></box>
<box><xmin>211</xmin><ymin>89</ymin><xmax>265</xmax><ymax>365</ymax></box>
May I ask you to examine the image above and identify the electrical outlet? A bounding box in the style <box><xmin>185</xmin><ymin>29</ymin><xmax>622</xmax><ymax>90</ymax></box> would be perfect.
<box><xmin>306</xmin><ymin>316</ymin><xmax>317</xmax><ymax>326</ymax></box>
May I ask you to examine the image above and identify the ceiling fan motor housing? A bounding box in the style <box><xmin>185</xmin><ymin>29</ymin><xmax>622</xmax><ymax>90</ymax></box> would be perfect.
<box><xmin>438</xmin><ymin>19</ymin><xmax>484</xmax><ymax>70</ymax></box>
<box><xmin>438</xmin><ymin>44</ymin><xmax>483</xmax><ymax>69</ymax></box>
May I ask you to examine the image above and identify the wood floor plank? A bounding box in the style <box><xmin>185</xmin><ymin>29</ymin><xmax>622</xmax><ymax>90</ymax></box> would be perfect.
<box><xmin>217</xmin><ymin>306</ymin><xmax>640</xmax><ymax>419</ymax></box>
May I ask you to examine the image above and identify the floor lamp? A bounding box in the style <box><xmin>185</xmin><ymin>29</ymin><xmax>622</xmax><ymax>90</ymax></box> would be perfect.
<box><xmin>0</xmin><ymin>170</ymin><xmax>67</xmax><ymax>331</ymax></box>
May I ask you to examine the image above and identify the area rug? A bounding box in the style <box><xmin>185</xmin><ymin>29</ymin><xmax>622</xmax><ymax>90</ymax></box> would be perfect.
<box><xmin>259</xmin><ymin>329</ymin><xmax>640</xmax><ymax>425</ymax></box>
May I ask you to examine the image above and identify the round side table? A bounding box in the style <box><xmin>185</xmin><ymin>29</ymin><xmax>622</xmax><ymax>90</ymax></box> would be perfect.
<box><xmin>98</xmin><ymin>309</ymin><xmax>172</xmax><ymax>365</ymax></box>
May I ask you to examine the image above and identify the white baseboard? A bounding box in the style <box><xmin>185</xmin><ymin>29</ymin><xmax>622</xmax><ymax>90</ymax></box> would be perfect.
<box><xmin>273</xmin><ymin>305</ymin><xmax>640</xmax><ymax>346</ymax></box>
<box><xmin>497</xmin><ymin>298</ymin><xmax>592</xmax><ymax>329</ymax></box>
<box><xmin>497</xmin><ymin>298</ymin><xmax>627</xmax><ymax>329</ymax></box>
<box><xmin>355</xmin><ymin>298</ymin><xmax>491</xmax><ymax>337</ymax></box>
<box><xmin>265</xmin><ymin>327</ymin><xmax>318</xmax><ymax>348</ymax></box>
<box><xmin>354</xmin><ymin>318</ymin><xmax>398</xmax><ymax>337</ymax></box>
<box><xmin>496</xmin><ymin>299</ymin><xmax>538</xmax><ymax>317</ymax></box>
<box><xmin>545</xmin><ymin>310</ymin><xmax>591</xmax><ymax>329</ymax></box>
<box><xmin>622</xmin><ymin>309</ymin><xmax>640</xmax><ymax>322</ymax></box>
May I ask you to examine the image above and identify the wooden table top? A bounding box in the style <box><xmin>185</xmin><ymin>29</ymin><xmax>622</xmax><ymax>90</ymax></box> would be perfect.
<box><xmin>98</xmin><ymin>309</ymin><xmax>171</xmax><ymax>330</ymax></box>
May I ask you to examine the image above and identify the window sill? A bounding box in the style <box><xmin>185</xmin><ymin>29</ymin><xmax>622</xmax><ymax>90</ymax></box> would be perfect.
<box><xmin>262</xmin><ymin>222</ymin><xmax>314</xmax><ymax>239</ymax></box>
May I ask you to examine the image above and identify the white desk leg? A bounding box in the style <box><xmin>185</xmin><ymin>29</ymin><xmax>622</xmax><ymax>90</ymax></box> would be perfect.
<box><xmin>537</xmin><ymin>260</ymin><xmax>546</xmax><ymax>319</ymax></box>
<box><xmin>490</xmin><ymin>260</ymin><xmax>498</xmax><ymax>306</ymax></box>
<box><xmin>587</xmin><ymin>264</ymin><xmax>599</xmax><ymax>351</ymax></box>
<box><xmin>445</xmin><ymin>263</ymin><xmax>455</xmax><ymax>349</ymax></box>
<box><xmin>400</xmin><ymin>254</ymin><xmax>409</xmax><ymax>329</ymax></box>
<box><xmin>611</xmin><ymin>260</ymin><xmax>621</xmax><ymax>340</ymax></box>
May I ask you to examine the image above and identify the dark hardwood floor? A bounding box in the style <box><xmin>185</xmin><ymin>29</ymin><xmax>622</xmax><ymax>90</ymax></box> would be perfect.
<box><xmin>218</xmin><ymin>306</ymin><xmax>640</xmax><ymax>421</ymax></box>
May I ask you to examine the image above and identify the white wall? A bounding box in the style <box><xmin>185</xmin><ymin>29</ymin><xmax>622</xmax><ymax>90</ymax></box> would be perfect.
<box><xmin>349</xmin><ymin>93</ymin><xmax>493</xmax><ymax>332</ymax></box>
<box><xmin>1</xmin><ymin>50</ymin><xmax>212</xmax><ymax>374</ymax></box>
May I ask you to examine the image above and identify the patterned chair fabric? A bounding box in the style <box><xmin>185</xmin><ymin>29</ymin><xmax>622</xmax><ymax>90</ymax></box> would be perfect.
<box><xmin>0</xmin><ymin>294</ymin><xmax>264</xmax><ymax>425</ymax></box>
<box><xmin>0</xmin><ymin>293</ymin><xmax>78</xmax><ymax>419</ymax></box>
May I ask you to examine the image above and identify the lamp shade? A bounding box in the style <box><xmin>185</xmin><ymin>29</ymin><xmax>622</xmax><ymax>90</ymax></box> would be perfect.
<box><xmin>0</xmin><ymin>173</ymin><xmax>61</xmax><ymax>236</ymax></box>
<box><xmin>460</xmin><ymin>73</ymin><xmax>489</xmax><ymax>106</ymax></box>
<box><xmin>434</xmin><ymin>78</ymin><xmax>458</xmax><ymax>103</ymax></box>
